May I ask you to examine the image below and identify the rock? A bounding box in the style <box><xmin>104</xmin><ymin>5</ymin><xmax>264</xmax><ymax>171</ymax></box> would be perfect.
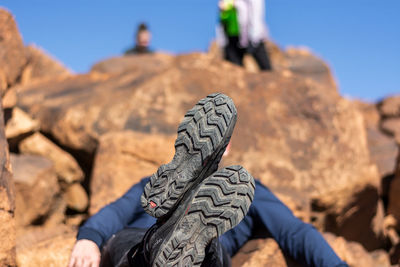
<box><xmin>355</xmin><ymin>100</ymin><xmax>399</xmax><ymax>177</ymax></box>
<box><xmin>365</xmin><ymin>127</ymin><xmax>398</xmax><ymax>177</ymax></box>
<box><xmin>2</xmin><ymin>86</ymin><xmax>17</xmax><ymax>109</ymax></box>
<box><xmin>381</xmin><ymin>117</ymin><xmax>400</xmax><ymax>140</ymax></box>
<box><xmin>353</xmin><ymin>100</ymin><xmax>381</xmax><ymax>128</ymax></box>
<box><xmin>65</xmin><ymin>183</ymin><xmax>88</xmax><ymax>212</ymax></box>
<box><xmin>20</xmin><ymin>45</ymin><xmax>70</xmax><ymax>85</ymax></box>
<box><xmin>231</xmin><ymin>238</ymin><xmax>297</xmax><ymax>267</ymax></box>
<box><xmin>379</xmin><ymin>95</ymin><xmax>400</xmax><ymax>117</ymax></box>
<box><xmin>90</xmin><ymin>131</ymin><xmax>175</xmax><ymax>214</ymax></box>
<box><xmin>5</xmin><ymin>107</ymin><xmax>39</xmax><ymax>140</ymax></box>
<box><xmin>17</xmin><ymin>50</ymin><xmax>380</xmax><ymax>249</ymax></box>
<box><xmin>43</xmin><ymin>196</ymin><xmax>67</xmax><ymax>227</ymax></box>
<box><xmin>19</xmin><ymin>132</ymin><xmax>84</xmax><ymax>184</ymax></box>
<box><xmin>324</xmin><ymin>192</ymin><xmax>386</xmax><ymax>251</ymax></box>
<box><xmin>11</xmin><ymin>154</ymin><xmax>59</xmax><ymax>226</ymax></box>
<box><xmin>0</xmin><ymin>99</ymin><xmax>16</xmax><ymax>266</ymax></box>
<box><xmin>388</xmin><ymin>157</ymin><xmax>400</xmax><ymax>225</ymax></box>
<box><xmin>285</xmin><ymin>47</ymin><xmax>337</xmax><ymax>90</ymax></box>
<box><xmin>0</xmin><ymin>8</ymin><xmax>27</xmax><ymax>96</ymax></box>
<box><xmin>16</xmin><ymin>225</ymin><xmax>76</xmax><ymax>267</ymax></box>
<box><xmin>323</xmin><ymin>233</ymin><xmax>390</xmax><ymax>267</ymax></box>
<box><xmin>273</xmin><ymin>188</ymin><xmax>311</xmax><ymax>223</ymax></box>
<box><xmin>91</xmin><ymin>52</ymin><xmax>174</xmax><ymax>75</ymax></box>
<box><xmin>232</xmin><ymin>234</ymin><xmax>390</xmax><ymax>267</ymax></box>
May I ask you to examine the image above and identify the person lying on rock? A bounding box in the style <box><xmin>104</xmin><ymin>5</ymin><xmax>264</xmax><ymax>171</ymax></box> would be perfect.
<box><xmin>68</xmin><ymin>93</ymin><xmax>348</xmax><ymax>267</ymax></box>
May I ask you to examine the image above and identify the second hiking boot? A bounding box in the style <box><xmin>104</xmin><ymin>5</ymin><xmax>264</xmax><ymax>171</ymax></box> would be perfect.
<box><xmin>146</xmin><ymin>166</ymin><xmax>255</xmax><ymax>267</ymax></box>
<box><xmin>141</xmin><ymin>93</ymin><xmax>237</xmax><ymax>218</ymax></box>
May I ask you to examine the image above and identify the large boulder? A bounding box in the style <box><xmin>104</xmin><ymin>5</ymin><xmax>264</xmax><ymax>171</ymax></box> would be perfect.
<box><xmin>285</xmin><ymin>47</ymin><xmax>337</xmax><ymax>89</ymax></box>
<box><xmin>0</xmin><ymin>98</ymin><xmax>16</xmax><ymax>265</ymax></box>
<box><xmin>379</xmin><ymin>95</ymin><xmax>400</xmax><ymax>118</ymax></box>
<box><xmin>5</xmin><ymin>107</ymin><xmax>39</xmax><ymax>151</ymax></box>
<box><xmin>16</xmin><ymin>225</ymin><xmax>76</xmax><ymax>267</ymax></box>
<box><xmin>11</xmin><ymin>154</ymin><xmax>59</xmax><ymax>226</ymax></box>
<box><xmin>91</xmin><ymin>52</ymin><xmax>174</xmax><ymax>75</ymax></box>
<box><xmin>232</xmin><ymin>234</ymin><xmax>390</xmax><ymax>267</ymax></box>
<box><xmin>388</xmin><ymin>157</ymin><xmax>400</xmax><ymax>225</ymax></box>
<box><xmin>19</xmin><ymin>132</ymin><xmax>84</xmax><ymax>184</ymax></box>
<box><xmin>90</xmin><ymin>131</ymin><xmax>175</xmax><ymax>214</ymax></box>
<box><xmin>0</xmin><ymin>8</ymin><xmax>27</xmax><ymax>96</ymax></box>
<box><xmin>65</xmin><ymin>183</ymin><xmax>88</xmax><ymax>212</ymax></box>
<box><xmin>18</xmin><ymin>52</ymin><xmax>381</xmax><ymax>248</ymax></box>
<box><xmin>20</xmin><ymin>45</ymin><xmax>71</xmax><ymax>85</ymax></box>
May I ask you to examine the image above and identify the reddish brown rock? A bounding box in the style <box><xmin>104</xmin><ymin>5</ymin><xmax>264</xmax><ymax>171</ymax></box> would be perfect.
<box><xmin>11</xmin><ymin>154</ymin><xmax>59</xmax><ymax>226</ymax></box>
<box><xmin>16</xmin><ymin>225</ymin><xmax>76</xmax><ymax>267</ymax></box>
<box><xmin>381</xmin><ymin>117</ymin><xmax>400</xmax><ymax>140</ymax></box>
<box><xmin>388</xmin><ymin>157</ymin><xmax>400</xmax><ymax>225</ymax></box>
<box><xmin>379</xmin><ymin>95</ymin><xmax>400</xmax><ymax>117</ymax></box>
<box><xmin>65</xmin><ymin>183</ymin><xmax>88</xmax><ymax>212</ymax></box>
<box><xmin>354</xmin><ymin>101</ymin><xmax>399</xmax><ymax>177</ymax></box>
<box><xmin>2</xmin><ymin>86</ymin><xmax>17</xmax><ymax>109</ymax></box>
<box><xmin>0</xmin><ymin>8</ymin><xmax>27</xmax><ymax>96</ymax></box>
<box><xmin>232</xmin><ymin>234</ymin><xmax>390</xmax><ymax>267</ymax></box>
<box><xmin>366</xmin><ymin>127</ymin><xmax>398</xmax><ymax>177</ymax></box>
<box><xmin>5</xmin><ymin>107</ymin><xmax>39</xmax><ymax>146</ymax></box>
<box><xmin>19</xmin><ymin>132</ymin><xmax>84</xmax><ymax>184</ymax></box>
<box><xmin>90</xmin><ymin>131</ymin><xmax>175</xmax><ymax>214</ymax></box>
<box><xmin>17</xmin><ymin>51</ymin><xmax>381</xmax><ymax>249</ymax></box>
<box><xmin>91</xmin><ymin>52</ymin><xmax>174</xmax><ymax>75</ymax></box>
<box><xmin>0</xmin><ymin>99</ymin><xmax>16</xmax><ymax>266</ymax></box>
<box><xmin>285</xmin><ymin>47</ymin><xmax>337</xmax><ymax>90</ymax></box>
<box><xmin>323</xmin><ymin>233</ymin><xmax>390</xmax><ymax>267</ymax></box>
<box><xmin>20</xmin><ymin>45</ymin><xmax>70</xmax><ymax>85</ymax></box>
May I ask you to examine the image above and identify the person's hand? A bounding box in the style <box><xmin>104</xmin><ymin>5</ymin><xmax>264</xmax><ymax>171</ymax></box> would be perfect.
<box><xmin>68</xmin><ymin>239</ymin><xmax>101</xmax><ymax>267</ymax></box>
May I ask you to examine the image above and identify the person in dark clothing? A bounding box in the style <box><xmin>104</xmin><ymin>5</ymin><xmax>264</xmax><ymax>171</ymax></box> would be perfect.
<box><xmin>218</xmin><ymin>0</ymin><xmax>272</xmax><ymax>71</ymax></box>
<box><xmin>125</xmin><ymin>23</ymin><xmax>153</xmax><ymax>55</ymax></box>
<box><xmin>68</xmin><ymin>93</ymin><xmax>347</xmax><ymax>267</ymax></box>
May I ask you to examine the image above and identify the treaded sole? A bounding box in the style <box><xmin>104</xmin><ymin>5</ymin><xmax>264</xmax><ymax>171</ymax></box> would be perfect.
<box><xmin>141</xmin><ymin>93</ymin><xmax>237</xmax><ymax>218</ymax></box>
<box><xmin>152</xmin><ymin>166</ymin><xmax>255</xmax><ymax>267</ymax></box>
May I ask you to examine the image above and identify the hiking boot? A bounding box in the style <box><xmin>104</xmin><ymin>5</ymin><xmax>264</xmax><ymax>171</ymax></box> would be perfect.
<box><xmin>141</xmin><ymin>93</ymin><xmax>237</xmax><ymax>218</ymax></box>
<box><xmin>146</xmin><ymin>166</ymin><xmax>255</xmax><ymax>267</ymax></box>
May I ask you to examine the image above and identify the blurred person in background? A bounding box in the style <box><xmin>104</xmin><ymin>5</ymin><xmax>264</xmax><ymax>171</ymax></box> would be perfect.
<box><xmin>218</xmin><ymin>0</ymin><xmax>272</xmax><ymax>71</ymax></box>
<box><xmin>125</xmin><ymin>23</ymin><xmax>152</xmax><ymax>55</ymax></box>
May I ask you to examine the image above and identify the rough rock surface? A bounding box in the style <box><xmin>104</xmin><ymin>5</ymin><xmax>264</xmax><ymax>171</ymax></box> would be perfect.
<box><xmin>379</xmin><ymin>95</ymin><xmax>400</xmax><ymax>117</ymax></box>
<box><xmin>18</xmin><ymin>45</ymin><xmax>70</xmax><ymax>86</ymax></box>
<box><xmin>11</xmin><ymin>154</ymin><xmax>59</xmax><ymax>226</ymax></box>
<box><xmin>366</xmin><ymin>127</ymin><xmax>398</xmax><ymax>177</ymax></box>
<box><xmin>388</xmin><ymin>157</ymin><xmax>400</xmax><ymax>224</ymax></box>
<box><xmin>285</xmin><ymin>47</ymin><xmax>337</xmax><ymax>90</ymax></box>
<box><xmin>355</xmin><ymin>101</ymin><xmax>398</xmax><ymax>208</ymax></box>
<box><xmin>16</xmin><ymin>225</ymin><xmax>76</xmax><ymax>267</ymax></box>
<box><xmin>91</xmin><ymin>52</ymin><xmax>174</xmax><ymax>75</ymax></box>
<box><xmin>0</xmin><ymin>99</ymin><xmax>16</xmax><ymax>266</ymax></box>
<box><xmin>0</xmin><ymin>8</ymin><xmax>27</xmax><ymax>96</ymax></box>
<box><xmin>5</xmin><ymin>107</ymin><xmax>39</xmax><ymax>141</ymax></box>
<box><xmin>65</xmin><ymin>183</ymin><xmax>88</xmax><ymax>212</ymax></box>
<box><xmin>232</xmin><ymin>234</ymin><xmax>390</xmax><ymax>267</ymax></box>
<box><xmin>90</xmin><ymin>131</ymin><xmax>175</xmax><ymax>214</ymax></box>
<box><xmin>381</xmin><ymin>117</ymin><xmax>400</xmax><ymax>140</ymax></box>
<box><xmin>19</xmin><ymin>132</ymin><xmax>84</xmax><ymax>184</ymax></box>
<box><xmin>17</xmin><ymin>53</ymin><xmax>382</xmax><ymax>248</ymax></box>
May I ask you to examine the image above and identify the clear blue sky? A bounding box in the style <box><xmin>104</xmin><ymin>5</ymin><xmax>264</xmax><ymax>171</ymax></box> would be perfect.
<box><xmin>2</xmin><ymin>0</ymin><xmax>399</xmax><ymax>102</ymax></box>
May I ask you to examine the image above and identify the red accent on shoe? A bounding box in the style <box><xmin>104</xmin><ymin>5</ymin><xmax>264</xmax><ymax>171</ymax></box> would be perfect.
<box><xmin>185</xmin><ymin>204</ymin><xmax>191</xmax><ymax>215</ymax></box>
<box><xmin>150</xmin><ymin>201</ymin><xmax>157</xmax><ymax>208</ymax></box>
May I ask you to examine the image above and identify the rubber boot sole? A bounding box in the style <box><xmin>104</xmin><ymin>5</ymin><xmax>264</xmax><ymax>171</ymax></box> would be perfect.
<box><xmin>141</xmin><ymin>93</ymin><xmax>237</xmax><ymax>218</ymax></box>
<box><xmin>152</xmin><ymin>166</ymin><xmax>255</xmax><ymax>267</ymax></box>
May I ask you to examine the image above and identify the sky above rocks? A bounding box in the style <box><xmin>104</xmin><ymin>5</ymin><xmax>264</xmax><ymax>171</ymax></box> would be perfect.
<box><xmin>2</xmin><ymin>0</ymin><xmax>399</xmax><ymax>101</ymax></box>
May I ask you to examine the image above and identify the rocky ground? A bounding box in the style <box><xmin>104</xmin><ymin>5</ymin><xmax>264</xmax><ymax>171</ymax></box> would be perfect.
<box><xmin>0</xmin><ymin>8</ymin><xmax>399</xmax><ymax>267</ymax></box>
